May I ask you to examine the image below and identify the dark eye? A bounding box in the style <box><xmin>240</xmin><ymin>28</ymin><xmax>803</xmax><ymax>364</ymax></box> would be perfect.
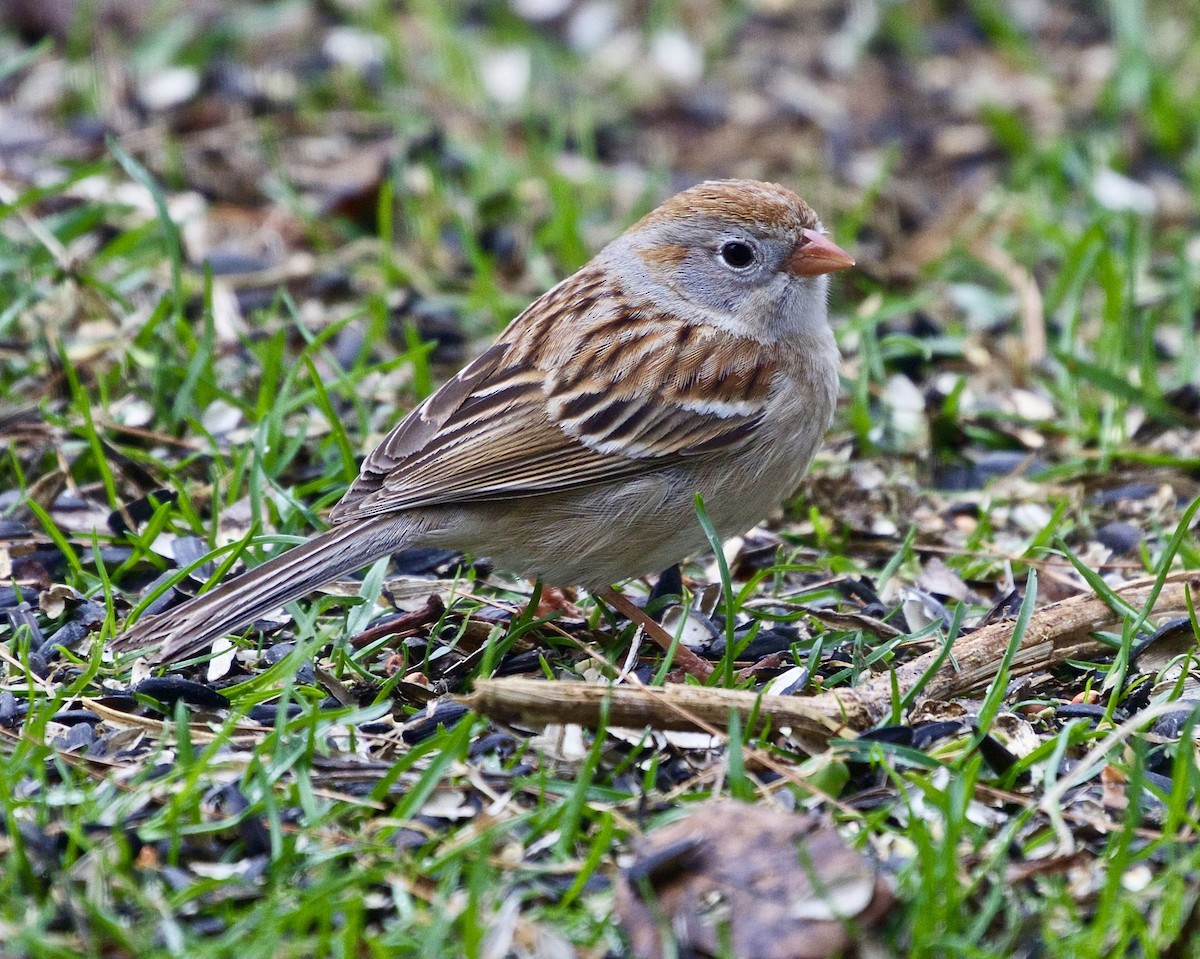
<box><xmin>719</xmin><ymin>240</ymin><xmax>756</xmax><ymax>269</ymax></box>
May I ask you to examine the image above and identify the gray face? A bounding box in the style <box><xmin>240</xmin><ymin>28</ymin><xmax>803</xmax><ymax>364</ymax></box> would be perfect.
<box><xmin>612</xmin><ymin>215</ymin><xmax>832</xmax><ymax>341</ymax></box>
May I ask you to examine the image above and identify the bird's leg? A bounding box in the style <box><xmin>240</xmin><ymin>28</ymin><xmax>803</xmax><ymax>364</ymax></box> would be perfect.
<box><xmin>595</xmin><ymin>585</ymin><xmax>714</xmax><ymax>682</ymax></box>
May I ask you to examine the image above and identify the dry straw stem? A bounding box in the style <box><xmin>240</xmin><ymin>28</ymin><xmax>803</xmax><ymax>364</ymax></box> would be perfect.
<box><xmin>463</xmin><ymin>571</ymin><xmax>1199</xmax><ymax>742</ymax></box>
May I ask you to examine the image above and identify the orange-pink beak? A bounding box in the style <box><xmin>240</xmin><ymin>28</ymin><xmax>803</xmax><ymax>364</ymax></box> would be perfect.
<box><xmin>786</xmin><ymin>229</ymin><xmax>855</xmax><ymax>277</ymax></box>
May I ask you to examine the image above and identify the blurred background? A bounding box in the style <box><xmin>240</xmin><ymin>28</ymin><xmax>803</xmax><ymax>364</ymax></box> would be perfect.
<box><xmin>3</xmin><ymin>0</ymin><xmax>1199</xmax><ymax>574</ymax></box>
<box><xmin>3</xmin><ymin>0</ymin><xmax>1200</xmax><ymax>594</ymax></box>
<box><xmin>3</xmin><ymin>0</ymin><xmax>1197</xmax><ymax>445</ymax></box>
<box><xmin>2</xmin><ymin>0</ymin><xmax>1200</xmax><ymax>585</ymax></box>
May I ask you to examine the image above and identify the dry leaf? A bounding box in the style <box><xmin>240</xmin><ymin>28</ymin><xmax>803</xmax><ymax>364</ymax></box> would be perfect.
<box><xmin>614</xmin><ymin>800</ymin><xmax>893</xmax><ymax>959</ymax></box>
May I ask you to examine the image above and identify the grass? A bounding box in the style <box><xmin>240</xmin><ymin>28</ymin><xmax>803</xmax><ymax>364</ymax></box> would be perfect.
<box><xmin>2</xmin><ymin>0</ymin><xmax>1200</xmax><ymax>956</ymax></box>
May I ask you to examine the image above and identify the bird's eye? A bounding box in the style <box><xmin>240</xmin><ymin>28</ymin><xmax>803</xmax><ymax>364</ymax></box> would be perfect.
<box><xmin>718</xmin><ymin>240</ymin><xmax>756</xmax><ymax>269</ymax></box>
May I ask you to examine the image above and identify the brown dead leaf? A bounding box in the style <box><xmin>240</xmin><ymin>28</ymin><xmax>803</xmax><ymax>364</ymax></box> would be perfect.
<box><xmin>614</xmin><ymin>800</ymin><xmax>893</xmax><ymax>959</ymax></box>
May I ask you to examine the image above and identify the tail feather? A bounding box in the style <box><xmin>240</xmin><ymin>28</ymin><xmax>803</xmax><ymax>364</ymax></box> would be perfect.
<box><xmin>113</xmin><ymin>518</ymin><xmax>412</xmax><ymax>664</ymax></box>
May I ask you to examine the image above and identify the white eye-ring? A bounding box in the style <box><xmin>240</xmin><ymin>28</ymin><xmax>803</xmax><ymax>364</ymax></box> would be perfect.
<box><xmin>718</xmin><ymin>240</ymin><xmax>756</xmax><ymax>269</ymax></box>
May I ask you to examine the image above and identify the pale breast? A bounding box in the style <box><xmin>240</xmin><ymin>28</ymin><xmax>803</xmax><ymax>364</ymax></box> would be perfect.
<box><xmin>421</xmin><ymin>330</ymin><xmax>840</xmax><ymax>587</ymax></box>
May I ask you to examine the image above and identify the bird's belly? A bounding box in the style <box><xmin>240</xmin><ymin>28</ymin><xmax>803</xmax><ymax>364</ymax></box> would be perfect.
<box><xmin>428</xmin><ymin>435</ymin><xmax>821</xmax><ymax>588</ymax></box>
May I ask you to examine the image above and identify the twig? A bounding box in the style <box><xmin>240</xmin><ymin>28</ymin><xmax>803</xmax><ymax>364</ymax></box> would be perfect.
<box><xmin>463</xmin><ymin>571</ymin><xmax>1199</xmax><ymax>740</ymax></box>
<box><xmin>462</xmin><ymin>678</ymin><xmax>850</xmax><ymax>739</ymax></box>
<box><xmin>596</xmin><ymin>585</ymin><xmax>714</xmax><ymax>682</ymax></box>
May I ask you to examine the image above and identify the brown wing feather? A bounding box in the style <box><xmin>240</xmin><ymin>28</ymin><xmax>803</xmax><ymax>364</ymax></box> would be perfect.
<box><xmin>542</xmin><ymin>309</ymin><xmax>776</xmax><ymax>457</ymax></box>
<box><xmin>330</xmin><ymin>268</ymin><xmax>779</xmax><ymax>523</ymax></box>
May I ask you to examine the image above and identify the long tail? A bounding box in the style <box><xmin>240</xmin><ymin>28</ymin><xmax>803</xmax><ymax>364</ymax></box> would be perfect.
<box><xmin>113</xmin><ymin>518</ymin><xmax>414</xmax><ymax>664</ymax></box>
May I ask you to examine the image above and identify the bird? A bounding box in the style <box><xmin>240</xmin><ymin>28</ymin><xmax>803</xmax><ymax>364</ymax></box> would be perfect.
<box><xmin>113</xmin><ymin>178</ymin><xmax>854</xmax><ymax>667</ymax></box>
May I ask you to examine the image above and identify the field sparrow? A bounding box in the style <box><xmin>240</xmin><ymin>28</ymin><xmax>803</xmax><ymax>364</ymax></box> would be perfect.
<box><xmin>115</xmin><ymin>179</ymin><xmax>853</xmax><ymax>665</ymax></box>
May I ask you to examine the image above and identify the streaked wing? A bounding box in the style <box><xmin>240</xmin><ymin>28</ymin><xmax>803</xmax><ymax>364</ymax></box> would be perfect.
<box><xmin>331</xmin><ymin>268</ymin><xmax>779</xmax><ymax>521</ymax></box>
<box><xmin>543</xmin><ymin>305</ymin><xmax>777</xmax><ymax>457</ymax></box>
